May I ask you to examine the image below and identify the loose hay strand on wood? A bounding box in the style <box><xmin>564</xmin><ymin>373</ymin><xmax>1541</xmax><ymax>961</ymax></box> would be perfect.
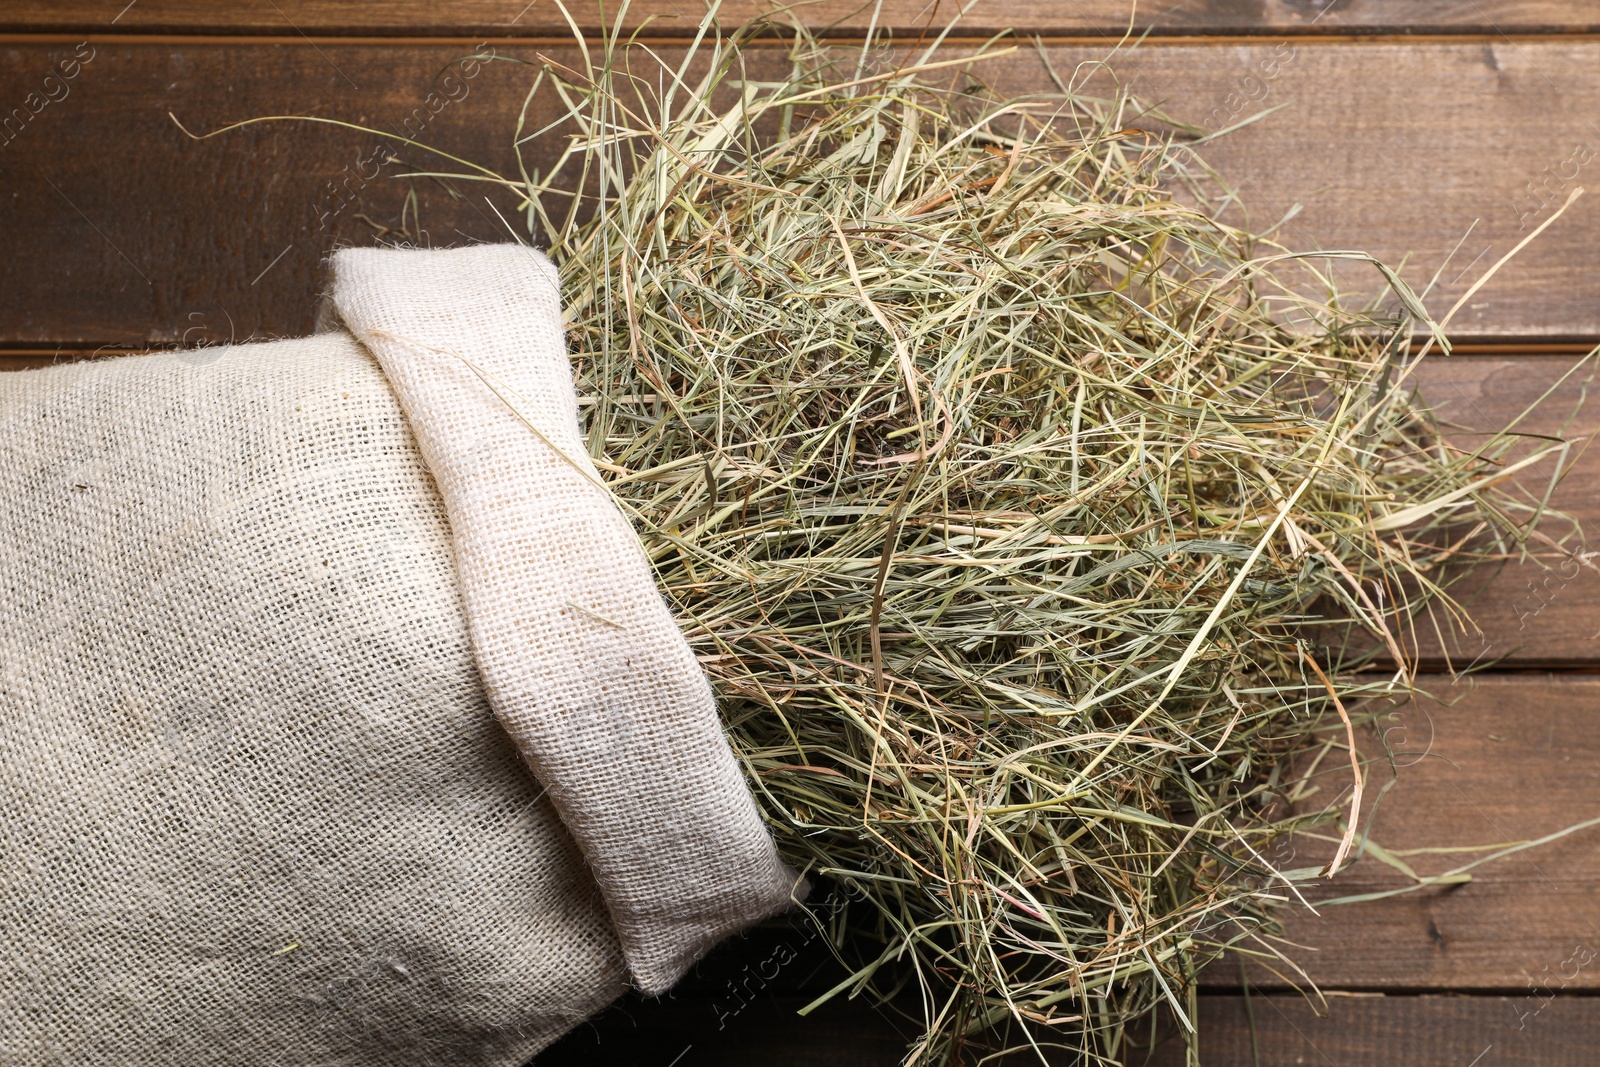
<box><xmin>387</xmin><ymin>10</ymin><xmax>1588</xmax><ymax>1064</ymax></box>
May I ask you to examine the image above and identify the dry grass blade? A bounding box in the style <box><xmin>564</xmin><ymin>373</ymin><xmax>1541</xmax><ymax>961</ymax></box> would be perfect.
<box><xmin>317</xmin><ymin>7</ymin><xmax>1594</xmax><ymax>1063</ymax></box>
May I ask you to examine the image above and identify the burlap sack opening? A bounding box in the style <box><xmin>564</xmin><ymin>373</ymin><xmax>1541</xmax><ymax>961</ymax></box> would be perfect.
<box><xmin>0</xmin><ymin>244</ymin><xmax>799</xmax><ymax>1065</ymax></box>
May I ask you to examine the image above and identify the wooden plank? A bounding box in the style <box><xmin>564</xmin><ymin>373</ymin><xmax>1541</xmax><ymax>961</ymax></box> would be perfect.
<box><xmin>1404</xmin><ymin>355</ymin><xmax>1600</xmax><ymax>667</ymax></box>
<box><xmin>530</xmin><ymin>988</ymin><xmax>1600</xmax><ymax>1065</ymax></box>
<box><xmin>999</xmin><ymin>41</ymin><xmax>1600</xmax><ymax>347</ymax></box>
<box><xmin>4</xmin><ymin>38</ymin><xmax>1600</xmax><ymax>350</ymax></box>
<box><xmin>563</xmin><ymin>677</ymin><xmax>1600</xmax><ymax>1006</ymax></box>
<box><xmin>1225</xmin><ymin>673</ymin><xmax>1600</xmax><ymax>992</ymax></box>
<box><xmin>1141</xmin><ymin>995</ymin><xmax>1600</xmax><ymax>1066</ymax></box>
<box><xmin>528</xmin><ymin>677</ymin><xmax>1600</xmax><ymax>1061</ymax></box>
<box><xmin>8</xmin><ymin>41</ymin><xmax>1600</xmax><ymax>659</ymax></box>
<box><xmin>535</xmin><ymin>990</ymin><xmax>1600</xmax><ymax>1064</ymax></box>
<box><xmin>2</xmin><ymin>353</ymin><xmax>1595</xmax><ymax>664</ymax></box>
<box><xmin>4</xmin><ymin>1</ymin><xmax>1599</xmax><ymax>38</ymax></box>
<box><xmin>2</xmin><ymin>346</ymin><xmax>1595</xmax><ymax>661</ymax></box>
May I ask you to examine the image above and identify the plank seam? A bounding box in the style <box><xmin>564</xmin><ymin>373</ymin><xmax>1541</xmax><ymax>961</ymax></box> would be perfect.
<box><xmin>8</xmin><ymin>31</ymin><xmax>1600</xmax><ymax>47</ymax></box>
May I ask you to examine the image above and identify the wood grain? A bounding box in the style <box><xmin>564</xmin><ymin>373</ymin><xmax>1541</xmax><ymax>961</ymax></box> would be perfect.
<box><xmin>6</xmin><ymin>38</ymin><xmax>1600</xmax><ymax>661</ymax></box>
<box><xmin>527</xmin><ymin>676</ymin><xmax>1600</xmax><ymax>1061</ymax></box>
<box><xmin>7</xmin><ymin>18</ymin><xmax>1600</xmax><ymax>1063</ymax></box>
<box><xmin>3</xmin><ymin>353</ymin><xmax>1596</xmax><ymax>662</ymax></box>
<box><xmin>1141</xmin><ymin>994</ymin><xmax>1600</xmax><ymax>1066</ymax></box>
<box><xmin>1404</xmin><ymin>355</ymin><xmax>1600</xmax><ymax>667</ymax></box>
<box><xmin>5</xmin><ymin>1</ymin><xmax>1600</xmax><ymax>38</ymax></box>
<box><xmin>533</xmin><ymin>988</ymin><xmax>1600</xmax><ymax>1065</ymax></box>
<box><xmin>533</xmin><ymin>990</ymin><xmax>1600</xmax><ymax>1064</ymax></box>
<box><xmin>4</xmin><ymin>368</ymin><xmax>1599</xmax><ymax>665</ymax></box>
<box><xmin>1228</xmin><ymin>673</ymin><xmax>1600</xmax><ymax>991</ymax></box>
<box><xmin>4</xmin><ymin>38</ymin><xmax>1600</xmax><ymax>350</ymax></box>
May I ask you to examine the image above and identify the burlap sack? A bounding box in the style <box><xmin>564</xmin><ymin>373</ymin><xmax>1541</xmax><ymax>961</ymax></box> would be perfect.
<box><xmin>0</xmin><ymin>245</ymin><xmax>799</xmax><ymax>1064</ymax></box>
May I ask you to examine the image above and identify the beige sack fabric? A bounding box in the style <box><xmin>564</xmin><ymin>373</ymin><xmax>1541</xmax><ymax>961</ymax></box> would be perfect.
<box><xmin>0</xmin><ymin>245</ymin><xmax>798</xmax><ymax>1064</ymax></box>
<box><xmin>330</xmin><ymin>244</ymin><xmax>800</xmax><ymax>994</ymax></box>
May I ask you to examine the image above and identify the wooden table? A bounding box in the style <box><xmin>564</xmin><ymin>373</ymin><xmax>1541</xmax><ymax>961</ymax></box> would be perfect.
<box><xmin>5</xmin><ymin>3</ymin><xmax>1599</xmax><ymax>1063</ymax></box>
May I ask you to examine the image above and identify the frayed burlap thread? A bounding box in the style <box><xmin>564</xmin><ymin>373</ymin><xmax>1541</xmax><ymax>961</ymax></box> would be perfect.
<box><xmin>329</xmin><ymin>243</ymin><xmax>802</xmax><ymax>996</ymax></box>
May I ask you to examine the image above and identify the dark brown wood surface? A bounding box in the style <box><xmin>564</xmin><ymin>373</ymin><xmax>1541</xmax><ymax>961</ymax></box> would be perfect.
<box><xmin>1142</xmin><ymin>995</ymin><xmax>1600</xmax><ymax>1066</ymax></box>
<box><xmin>538</xmin><ymin>991</ymin><xmax>1600</xmax><ymax>1065</ymax></box>
<box><xmin>5</xmin><ymin>37</ymin><xmax>1600</xmax><ymax>351</ymax></box>
<box><xmin>6</xmin><ymin>4</ymin><xmax>1600</xmax><ymax>1065</ymax></box>
<box><xmin>6</xmin><ymin>351</ymin><xmax>1593</xmax><ymax>667</ymax></box>
<box><xmin>1402</xmin><ymin>355</ymin><xmax>1600</xmax><ymax>668</ymax></box>
<box><xmin>531</xmin><ymin>675</ymin><xmax>1600</xmax><ymax>1062</ymax></box>
<box><xmin>1239</xmin><ymin>674</ymin><xmax>1600</xmax><ymax>991</ymax></box>
<box><xmin>5</xmin><ymin>1</ymin><xmax>1600</xmax><ymax>37</ymax></box>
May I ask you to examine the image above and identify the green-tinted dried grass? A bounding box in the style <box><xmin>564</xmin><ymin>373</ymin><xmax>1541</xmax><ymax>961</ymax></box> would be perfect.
<box><xmin>253</xmin><ymin>8</ymin><xmax>1591</xmax><ymax>1063</ymax></box>
<box><xmin>509</xmin><ymin>15</ymin><xmax>1584</xmax><ymax>1065</ymax></box>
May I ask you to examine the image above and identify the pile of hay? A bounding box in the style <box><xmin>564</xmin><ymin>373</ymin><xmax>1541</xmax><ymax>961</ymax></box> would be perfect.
<box><xmin>307</xmin><ymin>11</ymin><xmax>1583</xmax><ymax>1064</ymax></box>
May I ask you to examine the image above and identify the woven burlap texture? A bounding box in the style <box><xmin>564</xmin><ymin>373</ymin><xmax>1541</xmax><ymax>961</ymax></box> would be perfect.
<box><xmin>0</xmin><ymin>244</ymin><xmax>797</xmax><ymax>1065</ymax></box>
<box><xmin>330</xmin><ymin>244</ymin><xmax>800</xmax><ymax>994</ymax></box>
